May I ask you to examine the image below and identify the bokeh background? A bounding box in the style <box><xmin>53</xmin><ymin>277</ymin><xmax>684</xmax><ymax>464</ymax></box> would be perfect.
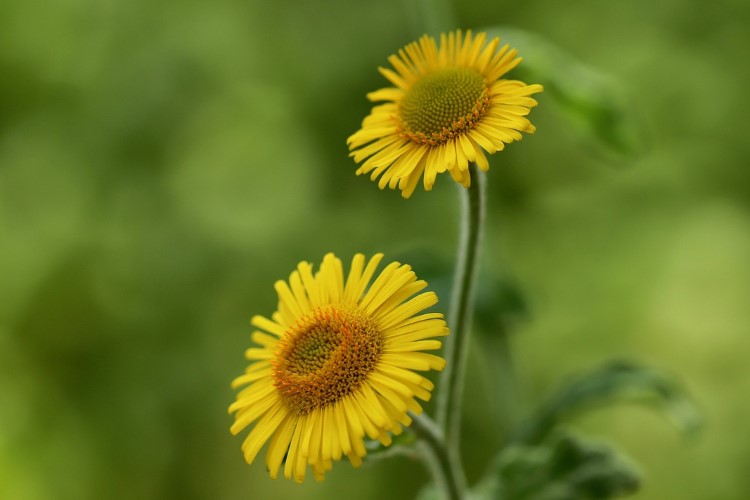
<box><xmin>1</xmin><ymin>0</ymin><xmax>749</xmax><ymax>498</ymax></box>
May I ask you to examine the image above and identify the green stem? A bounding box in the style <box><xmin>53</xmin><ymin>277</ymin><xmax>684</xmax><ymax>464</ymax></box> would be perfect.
<box><xmin>411</xmin><ymin>414</ymin><xmax>467</xmax><ymax>500</ymax></box>
<box><xmin>437</xmin><ymin>163</ymin><xmax>486</xmax><ymax>459</ymax></box>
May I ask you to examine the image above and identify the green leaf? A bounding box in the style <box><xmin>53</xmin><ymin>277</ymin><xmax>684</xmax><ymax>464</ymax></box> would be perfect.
<box><xmin>547</xmin><ymin>434</ymin><xmax>640</xmax><ymax>498</ymax></box>
<box><xmin>484</xmin><ymin>26</ymin><xmax>648</xmax><ymax>163</ymax></box>
<box><xmin>514</xmin><ymin>360</ymin><xmax>702</xmax><ymax>445</ymax></box>
<box><xmin>474</xmin><ymin>433</ymin><xmax>640</xmax><ymax>500</ymax></box>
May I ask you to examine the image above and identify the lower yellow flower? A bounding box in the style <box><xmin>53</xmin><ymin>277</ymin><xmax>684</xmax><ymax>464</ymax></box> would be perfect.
<box><xmin>229</xmin><ymin>253</ymin><xmax>448</xmax><ymax>482</ymax></box>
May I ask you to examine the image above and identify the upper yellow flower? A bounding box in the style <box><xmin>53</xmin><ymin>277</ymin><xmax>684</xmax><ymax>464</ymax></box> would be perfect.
<box><xmin>348</xmin><ymin>29</ymin><xmax>543</xmax><ymax>198</ymax></box>
<box><xmin>229</xmin><ymin>253</ymin><xmax>448</xmax><ymax>483</ymax></box>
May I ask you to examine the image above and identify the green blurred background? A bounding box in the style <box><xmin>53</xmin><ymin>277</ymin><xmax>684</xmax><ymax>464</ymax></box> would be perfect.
<box><xmin>1</xmin><ymin>0</ymin><xmax>748</xmax><ymax>498</ymax></box>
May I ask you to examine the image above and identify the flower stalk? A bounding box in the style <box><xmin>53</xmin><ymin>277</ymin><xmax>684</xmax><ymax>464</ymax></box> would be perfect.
<box><xmin>438</xmin><ymin>162</ymin><xmax>486</xmax><ymax>452</ymax></box>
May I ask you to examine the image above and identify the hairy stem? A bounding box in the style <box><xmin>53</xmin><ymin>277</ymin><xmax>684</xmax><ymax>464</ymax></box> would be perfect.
<box><xmin>437</xmin><ymin>163</ymin><xmax>486</xmax><ymax>452</ymax></box>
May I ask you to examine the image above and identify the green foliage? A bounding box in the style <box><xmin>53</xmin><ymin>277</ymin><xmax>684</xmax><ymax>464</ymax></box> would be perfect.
<box><xmin>475</xmin><ymin>433</ymin><xmax>640</xmax><ymax>500</ymax></box>
<box><xmin>515</xmin><ymin>361</ymin><xmax>702</xmax><ymax>446</ymax></box>
<box><xmin>419</xmin><ymin>433</ymin><xmax>640</xmax><ymax>500</ymax></box>
<box><xmin>462</xmin><ymin>360</ymin><xmax>699</xmax><ymax>499</ymax></box>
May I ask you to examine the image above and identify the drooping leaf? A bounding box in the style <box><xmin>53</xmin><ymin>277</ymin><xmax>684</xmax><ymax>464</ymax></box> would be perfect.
<box><xmin>484</xmin><ymin>26</ymin><xmax>648</xmax><ymax>163</ymax></box>
<box><xmin>514</xmin><ymin>360</ymin><xmax>702</xmax><ymax>445</ymax></box>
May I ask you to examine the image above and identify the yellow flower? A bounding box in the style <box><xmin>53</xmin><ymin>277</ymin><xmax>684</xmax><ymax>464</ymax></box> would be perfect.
<box><xmin>348</xmin><ymin>29</ymin><xmax>543</xmax><ymax>198</ymax></box>
<box><xmin>229</xmin><ymin>253</ymin><xmax>448</xmax><ymax>482</ymax></box>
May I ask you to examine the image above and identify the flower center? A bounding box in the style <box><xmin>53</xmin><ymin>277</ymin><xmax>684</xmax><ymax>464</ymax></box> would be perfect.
<box><xmin>399</xmin><ymin>67</ymin><xmax>489</xmax><ymax>145</ymax></box>
<box><xmin>272</xmin><ymin>304</ymin><xmax>383</xmax><ymax>416</ymax></box>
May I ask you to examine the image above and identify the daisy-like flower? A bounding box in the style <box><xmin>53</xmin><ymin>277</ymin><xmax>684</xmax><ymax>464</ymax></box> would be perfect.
<box><xmin>229</xmin><ymin>253</ymin><xmax>448</xmax><ymax>483</ymax></box>
<box><xmin>348</xmin><ymin>29</ymin><xmax>543</xmax><ymax>198</ymax></box>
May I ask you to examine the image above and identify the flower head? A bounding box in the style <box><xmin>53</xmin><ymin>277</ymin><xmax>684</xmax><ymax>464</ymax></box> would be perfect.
<box><xmin>348</xmin><ymin>29</ymin><xmax>543</xmax><ymax>197</ymax></box>
<box><xmin>229</xmin><ymin>253</ymin><xmax>448</xmax><ymax>482</ymax></box>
